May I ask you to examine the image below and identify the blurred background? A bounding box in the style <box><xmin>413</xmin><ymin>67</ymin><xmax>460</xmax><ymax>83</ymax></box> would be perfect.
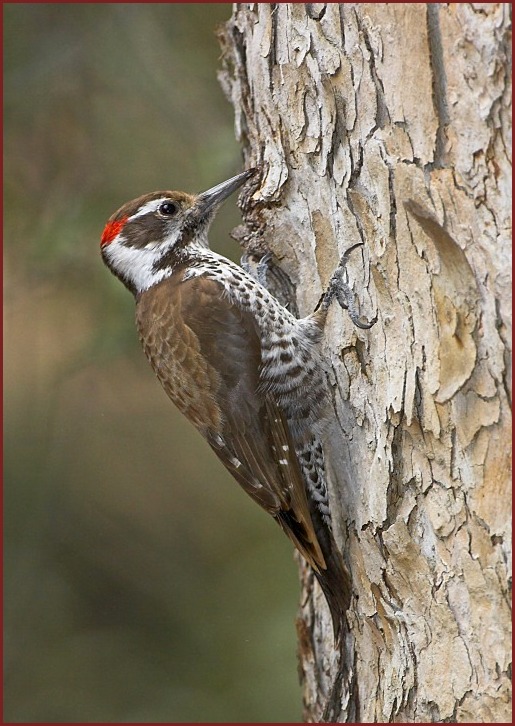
<box><xmin>4</xmin><ymin>4</ymin><xmax>301</xmax><ymax>722</ymax></box>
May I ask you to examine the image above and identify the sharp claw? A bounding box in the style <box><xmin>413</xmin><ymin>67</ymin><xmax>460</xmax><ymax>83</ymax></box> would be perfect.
<box><xmin>320</xmin><ymin>244</ymin><xmax>376</xmax><ymax>329</ymax></box>
<box><xmin>351</xmin><ymin>313</ymin><xmax>378</xmax><ymax>330</ymax></box>
<box><xmin>339</xmin><ymin>242</ymin><xmax>364</xmax><ymax>268</ymax></box>
<box><xmin>240</xmin><ymin>253</ymin><xmax>252</xmax><ymax>274</ymax></box>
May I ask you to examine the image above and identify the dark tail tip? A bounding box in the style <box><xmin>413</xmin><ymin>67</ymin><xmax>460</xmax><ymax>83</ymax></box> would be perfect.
<box><xmin>313</xmin><ymin>543</ymin><xmax>351</xmax><ymax>645</ymax></box>
<box><xmin>315</xmin><ymin>569</ymin><xmax>350</xmax><ymax>646</ymax></box>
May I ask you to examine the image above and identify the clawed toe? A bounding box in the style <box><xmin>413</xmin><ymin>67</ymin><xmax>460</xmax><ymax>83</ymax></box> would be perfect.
<box><xmin>319</xmin><ymin>244</ymin><xmax>376</xmax><ymax>329</ymax></box>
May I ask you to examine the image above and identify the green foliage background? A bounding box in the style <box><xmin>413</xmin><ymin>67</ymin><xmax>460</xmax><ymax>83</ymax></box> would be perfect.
<box><xmin>4</xmin><ymin>4</ymin><xmax>300</xmax><ymax>722</ymax></box>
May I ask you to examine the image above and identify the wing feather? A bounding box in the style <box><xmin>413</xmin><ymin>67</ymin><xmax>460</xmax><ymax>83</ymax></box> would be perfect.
<box><xmin>136</xmin><ymin>273</ymin><xmax>326</xmax><ymax>572</ymax></box>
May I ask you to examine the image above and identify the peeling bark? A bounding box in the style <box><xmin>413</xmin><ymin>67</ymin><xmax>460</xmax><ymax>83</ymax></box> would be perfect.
<box><xmin>218</xmin><ymin>4</ymin><xmax>511</xmax><ymax>722</ymax></box>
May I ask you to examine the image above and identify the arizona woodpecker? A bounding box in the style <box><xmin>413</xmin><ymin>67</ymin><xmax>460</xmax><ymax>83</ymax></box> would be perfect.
<box><xmin>100</xmin><ymin>168</ymin><xmax>374</xmax><ymax>642</ymax></box>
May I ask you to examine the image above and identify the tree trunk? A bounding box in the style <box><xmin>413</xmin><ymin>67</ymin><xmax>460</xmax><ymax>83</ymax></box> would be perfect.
<box><xmin>218</xmin><ymin>4</ymin><xmax>511</xmax><ymax>723</ymax></box>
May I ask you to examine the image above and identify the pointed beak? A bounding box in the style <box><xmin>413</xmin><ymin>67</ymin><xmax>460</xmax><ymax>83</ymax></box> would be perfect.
<box><xmin>196</xmin><ymin>168</ymin><xmax>258</xmax><ymax>216</ymax></box>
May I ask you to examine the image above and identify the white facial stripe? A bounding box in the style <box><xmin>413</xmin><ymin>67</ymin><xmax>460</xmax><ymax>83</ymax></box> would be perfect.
<box><xmin>104</xmin><ymin>235</ymin><xmax>171</xmax><ymax>292</ymax></box>
<box><xmin>128</xmin><ymin>198</ymin><xmax>169</xmax><ymax>221</ymax></box>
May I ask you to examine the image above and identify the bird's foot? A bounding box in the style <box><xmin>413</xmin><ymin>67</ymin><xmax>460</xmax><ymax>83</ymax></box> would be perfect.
<box><xmin>318</xmin><ymin>243</ymin><xmax>377</xmax><ymax>329</ymax></box>
<box><xmin>241</xmin><ymin>251</ymin><xmax>279</xmax><ymax>290</ymax></box>
<box><xmin>241</xmin><ymin>252</ymin><xmax>299</xmax><ymax>316</ymax></box>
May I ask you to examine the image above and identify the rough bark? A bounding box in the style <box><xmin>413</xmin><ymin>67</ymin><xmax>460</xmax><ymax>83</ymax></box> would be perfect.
<box><xmin>218</xmin><ymin>4</ymin><xmax>511</xmax><ymax>723</ymax></box>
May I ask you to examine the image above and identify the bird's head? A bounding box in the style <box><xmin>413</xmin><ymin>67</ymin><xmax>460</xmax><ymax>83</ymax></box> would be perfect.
<box><xmin>100</xmin><ymin>168</ymin><xmax>257</xmax><ymax>295</ymax></box>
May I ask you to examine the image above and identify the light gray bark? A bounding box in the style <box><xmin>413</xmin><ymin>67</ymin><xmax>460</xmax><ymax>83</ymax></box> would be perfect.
<box><xmin>218</xmin><ymin>3</ymin><xmax>512</xmax><ymax>722</ymax></box>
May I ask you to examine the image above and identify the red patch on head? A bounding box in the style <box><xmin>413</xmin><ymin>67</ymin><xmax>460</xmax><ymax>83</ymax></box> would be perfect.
<box><xmin>101</xmin><ymin>217</ymin><xmax>128</xmax><ymax>246</ymax></box>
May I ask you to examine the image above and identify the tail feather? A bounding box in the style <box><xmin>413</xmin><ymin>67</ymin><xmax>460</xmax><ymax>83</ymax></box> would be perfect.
<box><xmin>311</xmin><ymin>508</ymin><xmax>351</xmax><ymax>645</ymax></box>
<box><xmin>314</xmin><ymin>540</ymin><xmax>351</xmax><ymax>645</ymax></box>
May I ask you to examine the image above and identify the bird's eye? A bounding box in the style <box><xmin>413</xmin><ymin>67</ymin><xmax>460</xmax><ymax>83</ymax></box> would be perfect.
<box><xmin>158</xmin><ymin>201</ymin><xmax>178</xmax><ymax>216</ymax></box>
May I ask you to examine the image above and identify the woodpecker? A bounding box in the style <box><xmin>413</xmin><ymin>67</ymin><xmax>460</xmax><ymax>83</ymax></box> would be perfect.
<box><xmin>100</xmin><ymin>168</ymin><xmax>372</xmax><ymax>643</ymax></box>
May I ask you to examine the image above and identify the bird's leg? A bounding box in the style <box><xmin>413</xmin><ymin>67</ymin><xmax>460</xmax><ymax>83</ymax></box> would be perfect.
<box><xmin>317</xmin><ymin>243</ymin><xmax>377</xmax><ymax>329</ymax></box>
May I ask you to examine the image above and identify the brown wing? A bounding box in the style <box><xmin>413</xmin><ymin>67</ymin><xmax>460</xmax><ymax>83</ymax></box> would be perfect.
<box><xmin>136</xmin><ymin>273</ymin><xmax>325</xmax><ymax>572</ymax></box>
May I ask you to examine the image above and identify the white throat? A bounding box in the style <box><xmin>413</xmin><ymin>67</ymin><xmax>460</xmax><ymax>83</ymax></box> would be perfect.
<box><xmin>104</xmin><ymin>236</ymin><xmax>175</xmax><ymax>294</ymax></box>
<box><xmin>104</xmin><ymin>231</ymin><xmax>214</xmax><ymax>294</ymax></box>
